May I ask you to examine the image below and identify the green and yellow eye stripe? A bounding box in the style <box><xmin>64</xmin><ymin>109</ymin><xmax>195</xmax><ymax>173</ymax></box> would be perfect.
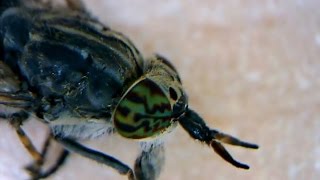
<box><xmin>113</xmin><ymin>78</ymin><xmax>173</xmax><ymax>139</ymax></box>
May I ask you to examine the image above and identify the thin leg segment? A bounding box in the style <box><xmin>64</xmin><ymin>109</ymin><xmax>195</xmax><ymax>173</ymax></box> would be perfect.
<box><xmin>0</xmin><ymin>90</ymin><xmax>35</xmax><ymax>108</ymax></box>
<box><xmin>2</xmin><ymin>111</ymin><xmax>51</xmax><ymax>177</ymax></box>
<box><xmin>25</xmin><ymin>134</ymin><xmax>71</xmax><ymax>180</ymax></box>
<box><xmin>1</xmin><ymin>111</ymin><xmax>69</xmax><ymax>179</ymax></box>
<box><xmin>24</xmin><ymin>133</ymin><xmax>52</xmax><ymax>177</ymax></box>
<box><xmin>134</xmin><ymin>142</ymin><xmax>165</xmax><ymax>180</ymax></box>
<box><xmin>178</xmin><ymin>109</ymin><xmax>258</xmax><ymax>169</ymax></box>
<box><xmin>8</xmin><ymin>111</ymin><xmax>44</xmax><ymax>165</ymax></box>
<box><xmin>55</xmin><ymin>137</ymin><xmax>135</xmax><ymax>179</ymax></box>
<box><xmin>31</xmin><ymin>149</ymin><xmax>70</xmax><ymax>180</ymax></box>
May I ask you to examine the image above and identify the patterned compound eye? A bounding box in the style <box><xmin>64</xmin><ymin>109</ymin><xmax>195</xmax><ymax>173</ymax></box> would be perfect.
<box><xmin>113</xmin><ymin>78</ymin><xmax>176</xmax><ymax>139</ymax></box>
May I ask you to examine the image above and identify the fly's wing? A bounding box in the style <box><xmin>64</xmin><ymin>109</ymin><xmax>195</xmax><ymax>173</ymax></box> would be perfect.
<box><xmin>0</xmin><ymin>61</ymin><xmax>34</xmax><ymax>117</ymax></box>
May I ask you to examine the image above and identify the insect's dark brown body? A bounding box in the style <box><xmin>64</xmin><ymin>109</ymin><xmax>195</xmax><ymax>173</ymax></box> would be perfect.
<box><xmin>0</xmin><ymin>1</ymin><xmax>258</xmax><ymax>180</ymax></box>
<box><xmin>1</xmin><ymin>5</ymin><xmax>143</xmax><ymax>122</ymax></box>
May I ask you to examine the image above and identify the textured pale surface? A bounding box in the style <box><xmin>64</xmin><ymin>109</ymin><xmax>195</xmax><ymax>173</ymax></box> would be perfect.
<box><xmin>0</xmin><ymin>0</ymin><xmax>319</xmax><ymax>180</ymax></box>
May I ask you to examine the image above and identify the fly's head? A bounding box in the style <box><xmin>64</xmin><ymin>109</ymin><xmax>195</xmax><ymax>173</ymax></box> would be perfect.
<box><xmin>113</xmin><ymin>55</ymin><xmax>187</xmax><ymax>140</ymax></box>
<box><xmin>113</xmin><ymin>55</ymin><xmax>258</xmax><ymax>169</ymax></box>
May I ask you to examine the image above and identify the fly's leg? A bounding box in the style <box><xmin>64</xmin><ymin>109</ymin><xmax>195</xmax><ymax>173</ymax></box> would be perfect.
<box><xmin>10</xmin><ymin>112</ymin><xmax>44</xmax><ymax>164</ymax></box>
<box><xmin>24</xmin><ymin>133</ymin><xmax>52</xmax><ymax>177</ymax></box>
<box><xmin>25</xmin><ymin>133</ymin><xmax>69</xmax><ymax>179</ymax></box>
<box><xmin>35</xmin><ymin>149</ymin><xmax>69</xmax><ymax>179</ymax></box>
<box><xmin>55</xmin><ymin>137</ymin><xmax>135</xmax><ymax>180</ymax></box>
<box><xmin>0</xmin><ymin>111</ymin><xmax>45</xmax><ymax>174</ymax></box>
<box><xmin>0</xmin><ymin>91</ymin><xmax>35</xmax><ymax>108</ymax></box>
<box><xmin>134</xmin><ymin>142</ymin><xmax>165</xmax><ymax>180</ymax></box>
<box><xmin>29</xmin><ymin>137</ymin><xmax>70</xmax><ymax>180</ymax></box>
<box><xmin>179</xmin><ymin>109</ymin><xmax>259</xmax><ymax>169</ymax></box>
<box><xmin>0</xmin><ymin>110</ymin><xmax>69</xmax><ymax>179</ymax></box>
<box><xmin>0</xmin><ymin>90</ymin><xmax>46</xmax><ymax>176</ymax></box>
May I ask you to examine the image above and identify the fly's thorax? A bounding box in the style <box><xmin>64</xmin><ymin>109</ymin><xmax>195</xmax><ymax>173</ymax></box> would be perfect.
<box><xmin>1</xmin><ymin>6</ymin><xmax>144</xmax><ymax>114</ymax></box>
<box><xmin>113</xmin><ymin>55</ymin><xmax>188</xmax><ymax>140</ymax></box>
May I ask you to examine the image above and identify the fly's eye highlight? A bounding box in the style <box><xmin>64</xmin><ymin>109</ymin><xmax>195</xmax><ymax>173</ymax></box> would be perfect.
<box><xmin>113</xmin><ymin>78</ymin><xmax>175</xmax><ymax>139</ymax></box>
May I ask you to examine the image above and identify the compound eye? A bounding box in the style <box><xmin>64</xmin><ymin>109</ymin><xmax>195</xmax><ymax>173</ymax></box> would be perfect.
<box><xmin>169</xmin><ymin>87</ymin><xmax>178</xmax><ymax>101</ymax></box>
<box><xmin>113</xmin><ymin>78</ymin><xmax>174</xmax><ymax>139</ymax></box>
